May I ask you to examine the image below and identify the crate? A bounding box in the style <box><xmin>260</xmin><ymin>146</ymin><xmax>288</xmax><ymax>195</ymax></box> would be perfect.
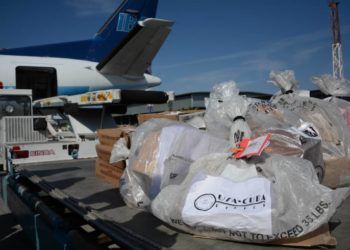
<box><xmin>137</xmin><ymin>112</ymin><xmax>179</xmax><ymax>124</ymax></box>
<box><xmin>137</xmin><ymin>110</ymin><xmax>205</xmax><ymax>124</ymax></box>
<box><xmin>95</xmin><ymin>143</ymin><xmax>126</xmax><ymax>168</ymax></box>
<box><xmin>96</xmin><ymin>143</ymin><xmax>112</xmax><ymax>162</ymax></box>
<box><xmin>97</xmin><ymin>127</ymin><xmax>132</xmax><ymax>147</ymax></box>
<box><xmin>95</xmin><ymin>158</ymin><xmax>125</xmax><ymax>187</ymax></box>
<box><xmin>322</xmin><ymin>157</ymin><xmax>350</xmax><ymax>188</ymax></box>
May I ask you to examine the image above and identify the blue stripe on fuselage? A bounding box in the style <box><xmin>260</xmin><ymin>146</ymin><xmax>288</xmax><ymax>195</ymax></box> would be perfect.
<box><xmin>4</xmin><ymin>84</ymin><xmax>157</xmax><ymax>96</ymax></box>
<box><xmin>4</xmin><ymin>85</ymin><xmax>90</xmax><ymax>96</ymax></box>
<box><xmin>58</xmin><ymin>86</ymin><xmax>90</xmax><ymax>96</ymax></box>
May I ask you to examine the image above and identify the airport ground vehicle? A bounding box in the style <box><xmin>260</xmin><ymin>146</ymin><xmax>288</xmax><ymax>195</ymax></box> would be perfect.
<box><xmin>0</xmin><ymin>89</ymin><xmax>349</xmax><ymax>249</ymax></box>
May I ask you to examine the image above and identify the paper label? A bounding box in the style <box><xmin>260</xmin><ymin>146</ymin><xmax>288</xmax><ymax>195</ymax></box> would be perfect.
<box><xmin>182</xmin><ymin>174</ymin><xmax>272</xmax><ymax>235</ymax></box>
<box><xmin>236</xmin><ymin>134</ymin><xmax>271</xmax><ymax>158</ymax></box>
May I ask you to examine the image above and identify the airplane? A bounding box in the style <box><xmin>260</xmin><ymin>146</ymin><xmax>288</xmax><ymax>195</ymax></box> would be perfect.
<box><xmin>0</xmin><ymin>0</ymin><xmax>173</xmax><ymax>101</ymax></box>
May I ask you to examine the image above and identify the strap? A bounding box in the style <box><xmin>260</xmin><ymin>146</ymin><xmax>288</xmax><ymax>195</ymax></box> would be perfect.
<box><xmin>34</xmin><ymin>214</ymin><xmax>41</xmax><ymax>250</ymax></box>
<box><xmin>2</xmin><ymin>175</ymin><xmax>9</xmax><ymax>207</ymax></box>
<box><xmin>233</xmin><ymin>116</ymin><xmax>245</xmax><ymax>122</ymax></box>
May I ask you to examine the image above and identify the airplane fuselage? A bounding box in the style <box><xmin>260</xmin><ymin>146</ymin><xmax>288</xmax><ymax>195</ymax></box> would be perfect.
<box><xmin>0</xmin><ymin>55</ymin><xmax>161</xmax><ymax>96</ymax></box>
<box><xmin>0</xmin><ymin>0</ymin><xmax>170</xmax><ymax>100</ymax></box>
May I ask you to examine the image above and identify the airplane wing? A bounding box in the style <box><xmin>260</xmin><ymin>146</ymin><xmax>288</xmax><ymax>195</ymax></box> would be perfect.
<box><xmin>96</xmin><ymin>18</ymin><xmax>174</xmax><ymax>78</ymax></box>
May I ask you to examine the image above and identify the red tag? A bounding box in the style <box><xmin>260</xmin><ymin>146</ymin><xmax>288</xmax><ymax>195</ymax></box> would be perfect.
<box><xmin>234</xmin><ymin>134</ymin><xmax>271</xmax><ymax>159</ymax></box>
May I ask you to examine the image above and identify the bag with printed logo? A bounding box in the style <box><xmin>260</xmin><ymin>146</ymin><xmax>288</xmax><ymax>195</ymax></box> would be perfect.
<box><xmin>151</xmin><ymin>153</ymin><xmax>349</xmax><ymax>243</ymax></box>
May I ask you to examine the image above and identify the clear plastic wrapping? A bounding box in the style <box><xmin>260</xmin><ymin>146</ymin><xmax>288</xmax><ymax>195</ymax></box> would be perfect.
<box><xmin>109</xmin><ymin>138</ymin><xmax>130</xmax><ymax>163</ymax></box>
<box><xmin>204</xmin><ymin>81</ymin><xmax>251</xmax><ymax>146</ymax></box>
<box><xmin>325</xmin><ymin>97</ymin><xmax>350</xmax><ymax>133</ymax></box>
<box><xmin>271</xmin><ymin>93</ymin><xmax>350</xmax><ymax>160</ymax></box>
<box><xmin>246</xmin><ymin>101</ymin><xmax>324</xmax><ymax>178</ymax></box>
<box><xmin>120</xmin><ymin>119</ymin><xmax>230</xmax><ymax>209</ymax></box>
<box><xmin>312</xmin><ymin>74</ymin><xmax>350</xmax><ymax>97</ymax></box>
<box><xmin>268</xmin><ymin>70</ymin><xmax>299</xmax><ymax>94</ymax></box>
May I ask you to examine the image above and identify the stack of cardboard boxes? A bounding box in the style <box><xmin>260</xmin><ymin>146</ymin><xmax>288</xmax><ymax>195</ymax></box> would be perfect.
<box><xmin>95</xmin><ymin>127</ymin><xmax>133</xmax><ymax>187</ymax></box>
<box><xmin>137</xmin><ymin>110</ymin><xmax>205</xmax><ymax>124</ymax></box>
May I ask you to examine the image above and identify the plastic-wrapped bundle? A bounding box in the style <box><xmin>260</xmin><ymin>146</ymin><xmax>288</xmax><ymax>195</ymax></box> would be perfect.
<box><xmin>204</xmin><ymin>81</ymin><xmax>251</xmax><ymax>147</ymax></box>
<box><xmin>312</xmin><ymin>74</ymin><xmax>350</xmax><ymax>97</ymax></box>
<box><xmin>247</xmin><ymin>100</ymin><xmax>298</xmax><ymax>127</ymax></box>
<box><xmin>151</xmin><ymin>153</ymin><xmax>349</xmax><ymax>243</ymax></box>
<box><xmin>268</xmin><ymin>70</ymin><xmax>299</xmax><ymax>94</ymax></box>
<box><xmin>246</xmin><ymin>101</ymin><xmax>324</xmax><ymax>179</ymax></box>
<box><xmin>325</xmin><ymin>97</ymin><xmax>350</xmax><ymax>133</ymax></box>
<box><xmin>120</xmin><ymin>119</ymin><xmax>230</xmax><ymax>210</ymax></box>
<box><xmin>109</xmin><ymin>138</ymin><xmax>130</xmax><ymax>163</ymax></box>
<box><xmin>272</xmin><ymin>93</ymin><xmax>350</xmax><ymax>160</ymax></box>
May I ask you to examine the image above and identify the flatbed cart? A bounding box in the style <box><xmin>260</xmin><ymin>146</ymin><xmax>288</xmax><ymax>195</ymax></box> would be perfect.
<box><xmin>1</xmin><ymin>159</ymin><xmax>349</xmax><ymax>249</ymax></box>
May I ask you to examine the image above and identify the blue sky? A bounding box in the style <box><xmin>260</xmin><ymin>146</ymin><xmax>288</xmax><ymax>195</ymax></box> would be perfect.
<box><xmin>1</xmin><ymin>0</ymin><xmax>350</xmax><ymax>94</ymax></box>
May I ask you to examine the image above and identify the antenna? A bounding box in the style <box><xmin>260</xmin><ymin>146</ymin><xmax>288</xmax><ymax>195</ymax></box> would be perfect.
<box><xmin>329</xmin><ymin>0</ymin><xmax>344</xmax><ymax>80</ymax></box>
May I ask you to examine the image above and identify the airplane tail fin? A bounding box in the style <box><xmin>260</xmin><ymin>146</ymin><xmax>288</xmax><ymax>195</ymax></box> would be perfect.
<box><xmin>91</xmin><ymin>0</ymin><xmax>159</xmax><ymax>61</ymax></box>
<box><xmin>97</xmin><ymin>18</ymin><xmax>173</xmax><ymax>78</ymax></box>
<box><xmin>0</xmin><ymin>0</ymin><xmax>161</xmax><ymax>63</ymax></box>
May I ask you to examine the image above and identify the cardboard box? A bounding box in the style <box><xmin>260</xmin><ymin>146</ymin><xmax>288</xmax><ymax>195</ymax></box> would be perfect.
<box><xmin>322</xmin><ymin>157</ymin><xmax>350</xmax><ymax>188</ymax></box>
<box><xmin>137</xmin><ymin>112</ymin><xmax>179</xmax><ymax>124</ymax></box>
<box><xmin>95</xmin><ymin>143</ymin><xmax>126</xmax><ymax>168</ymax></box>
<box><xmin>97</xmin><ymin>127</ymin><xmax>133</xmax><ymax>147</ymax></box>
<box><xmin>178</xmin><ymin>111</ymin><xmax>206</xmax><ymax>123</ymax></box>
<box><xmin>95</xmin><ymin>158</ymin><xmax>125</xmax><ymax>187</ymax></box>
<box><xmin>269</xmin><ymin>224</ymin><xmax>336</xmax><ymax>247</ymax></box>
<box><xmin>194</xmin><ymin>224</ymin><xmax>336</xmax><ymax>247</ymax></box>
<box><xmin>96</xmin><ymin>143</ymin><xmax>113</xmax><ymax>162</ymax></box>
<box><xmin>137</xmin><ymin>110</ymin><xmax>205</xmax><ymax>124</ymax></box>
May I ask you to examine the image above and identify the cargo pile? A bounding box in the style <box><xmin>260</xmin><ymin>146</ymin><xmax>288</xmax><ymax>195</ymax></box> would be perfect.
<box><xmin>97</xmin><ymin>70</ymin><xmax>350</xmax><ymax>247</ymax></box>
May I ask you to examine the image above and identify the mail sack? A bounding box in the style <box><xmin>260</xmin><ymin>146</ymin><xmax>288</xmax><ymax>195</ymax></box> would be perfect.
<box><xmin>151</xmin><ymin>153</ymin><xmax>349</xmax><ymax>243</ymax></box>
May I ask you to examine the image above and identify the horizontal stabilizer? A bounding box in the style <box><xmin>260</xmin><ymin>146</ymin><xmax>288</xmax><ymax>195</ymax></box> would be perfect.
<box><xmin>96</xmin><ymin>18</ymin><xmax>173</xmax><ymax>78</ymax></box>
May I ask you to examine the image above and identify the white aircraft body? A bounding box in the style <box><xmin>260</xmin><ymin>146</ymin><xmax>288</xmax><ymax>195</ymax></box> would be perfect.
<box><xmin>0</xmin><ymin>0</ymin><xmax>172</xmax><ymax>100</ymax></box>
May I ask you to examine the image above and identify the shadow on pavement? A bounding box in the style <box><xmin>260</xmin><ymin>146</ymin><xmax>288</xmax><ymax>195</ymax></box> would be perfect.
<box><xmin>0</xmin><ymin>199</ymin><xmax>34</xmax><ymax>250</ymax></box>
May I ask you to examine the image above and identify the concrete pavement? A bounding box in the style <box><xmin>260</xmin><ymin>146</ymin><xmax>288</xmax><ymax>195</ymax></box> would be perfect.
<box><xmin>0</xmin><ymin>197</ymin><xmax>33</xmax><ymax>250</ymax></box>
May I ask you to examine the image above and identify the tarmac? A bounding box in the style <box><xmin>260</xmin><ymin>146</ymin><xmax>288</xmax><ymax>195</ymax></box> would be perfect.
<box><xmin>0</xmin><ymin>160</ymin><xmax>349</xmax><ymax>250</ymax></box>
<box><xmin>0</xmin><ymin>197</ymin><xmax>33</xmax><ymax>250</ymax></box>
<box><xmin>1</xmin><ymin>194</ymin><xmax>350</xmax><ymax>249</ymax></box>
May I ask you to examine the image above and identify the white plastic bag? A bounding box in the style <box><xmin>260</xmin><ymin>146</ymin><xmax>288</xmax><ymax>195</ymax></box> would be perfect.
<box><xmin>312</xmin><ymin>74</ymin><xmax>350</xmax><ymax>97</ymax></box>
<box><xmin>204</xmin><ymin>81</ymin><xmax>251</xmax><ymax>147</ymax></box>
<box><xmin>272</xmin><ymin>93</ymin><xmax>350</xmax><ymax>160</ymax></box>
<box><xmin>109</xmin><ymin>138</ymin><xmax>130</xmax><ymax>164</ymax></box>
<box><xmin>245</xmin><ymin>100</ymin><xmax>324</xmax><ymax>179</ymax></box>
<box><xmin>151</xmin><ymin>153</ymin><xmax>349</xmax><ymax>243</ymax></box>
<box><xmin>268</xmin><ymin>70</ymin><xmax>298</xmax><ymax>94</ymax></box>
<box><xmin>325</xmin><ymin>96</ymin><xmax>350</xmax><ymax>133</ymax></box>
<box><xmin>120</xmin><ymin>119</ymin><xmax>230</xmax><ymax>209</ymax></box>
